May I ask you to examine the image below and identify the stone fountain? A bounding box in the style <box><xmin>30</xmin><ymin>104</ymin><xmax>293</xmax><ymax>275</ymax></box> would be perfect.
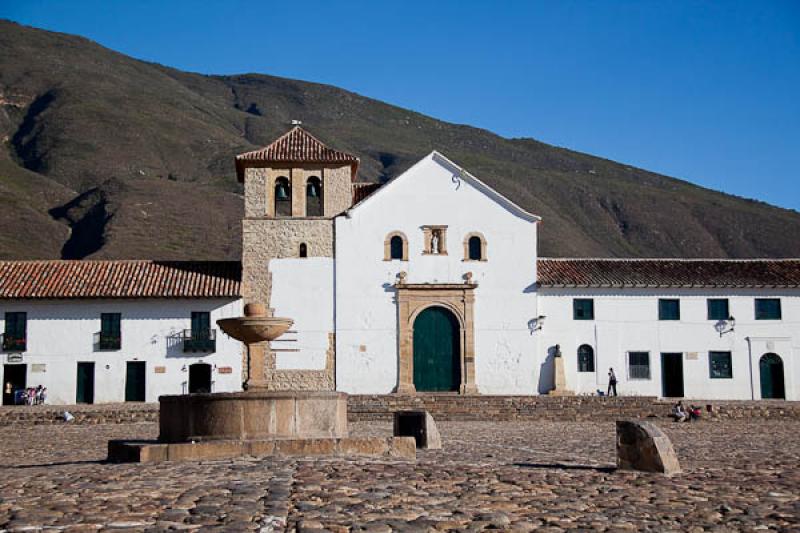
<box><xmin>108</xmin><ymin>303</ymin><xmax>415</xmax><ymax>462</ymax></box>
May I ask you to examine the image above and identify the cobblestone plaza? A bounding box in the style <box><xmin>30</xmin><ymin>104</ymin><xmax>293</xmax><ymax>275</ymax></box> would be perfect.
<box><xmin>0</xmin><ymin>419</ymin><xmax>798</xmax><ymax>531</ymax></box>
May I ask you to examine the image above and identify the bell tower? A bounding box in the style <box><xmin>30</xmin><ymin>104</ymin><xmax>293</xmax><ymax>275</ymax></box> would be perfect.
<box><xmin>236</xmin><ymin>125</ymin><xmax>359</xmax><ymax>306</ymax></box>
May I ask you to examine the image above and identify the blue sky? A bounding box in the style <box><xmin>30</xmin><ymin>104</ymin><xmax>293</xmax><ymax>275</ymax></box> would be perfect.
<box><xmin>3</xmin><ymin>0</ymin><xmax>799</xmax><ymax>211</ymax></box>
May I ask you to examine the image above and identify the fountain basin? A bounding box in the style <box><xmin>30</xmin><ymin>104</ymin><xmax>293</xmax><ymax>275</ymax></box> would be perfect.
<box><xmin>159</xmin><ymin>391</ymin><xmax>348</xmax><ymax>443</ymax></box>
<box><xmin>216</xmin><ymin>316</ymin><xmax>292</xmax><ymax>344</ymax></box>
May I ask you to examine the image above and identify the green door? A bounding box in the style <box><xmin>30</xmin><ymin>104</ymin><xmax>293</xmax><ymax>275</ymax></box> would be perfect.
<box><xmin>413</xmin><ymin>306</ymin><xmax>460</xmax><ymax>392</ymax></box>
<box><xmin>125</xmin><ymin>361</ymin><xmax>146</xmax><ymax>402</ymax></box>
<box><xmin>760</xmin><ymin>353</ymin><xmax>785</xmax><ymax>399</ymax></box>
<box><xmin>76</xmin><ymin>362</ymin><xmax>95</xmax><ymax>404</ymax></box>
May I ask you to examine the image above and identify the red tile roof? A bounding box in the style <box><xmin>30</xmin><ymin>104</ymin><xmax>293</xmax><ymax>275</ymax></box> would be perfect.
<box><xmin>537</xmin><ymin>258</ymin><xmax>800</xmax><ymax>288</ymax></box>
<box><xmin>0</xmin><ymin>261</ymin><xmax>241</xmax><ymax>299</ymax></box>
<box><xmin>236</xmin><ymin>126</ymin><xmax>359</xmax><ymax>181</ymax></box>
<box><xmin>352</xmin><ymin>182</ymin><xmax>383</xmax><ymax>205</ymax></box>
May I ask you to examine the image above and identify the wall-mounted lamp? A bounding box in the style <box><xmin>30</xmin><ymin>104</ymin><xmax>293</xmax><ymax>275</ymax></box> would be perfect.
<box><xmin>528</xmin><ymin>315</ymin><xmax>546</xmax><ymax>334</ymax></box>
<box><xmin>714</xmin><ymin>316</ymin><xmax>735</xmax><ymax>337</ymax></box>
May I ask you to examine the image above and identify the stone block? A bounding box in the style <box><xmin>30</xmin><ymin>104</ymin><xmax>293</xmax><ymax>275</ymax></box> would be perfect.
<box><xmin>276</xmin><ymin>438</ymin><xmax>337</xmax><ymax>456</ymax></box>
<box><xmin>337</xmin><ymin>437</ymin><xmax>389</xmax><ymax>456</ymax></box>
<box><xmin>616</xmin><ymin>420</ymin><xmax>681</xmax><ymax>475</ymax></box>
<box><xmin>388</xmin><ymin>437</ymin><xmax>417</xmax><ymax>459</ymax></box>
<box><xmin>245</xmin><ymin>439</ymin><xmax>276</xmax><ymax>457</ymax></box>
<box><xmin>139</xmin><ymin>444</ymin><xmax>169</xmax><ymax>463</ymax></box>
<box><xmin>393</xmin><ymin>410</ymin><xmax>442</xmax><ymax>449</ymax></box>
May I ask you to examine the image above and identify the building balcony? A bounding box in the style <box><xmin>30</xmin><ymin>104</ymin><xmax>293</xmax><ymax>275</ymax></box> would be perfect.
<box><xmin>1</xmin><ymin>334</ymin><xmax>26</xmax><ymax>352</ymax></box>
<box><xmin>94</xmin><ymin>332</ymin><xmax>121</xmax><ymax>351</ymax></box>
<box><xmin>182</xmin><ymin>329</ymin><xmax>216</xmax><ymax>353</ymax></box>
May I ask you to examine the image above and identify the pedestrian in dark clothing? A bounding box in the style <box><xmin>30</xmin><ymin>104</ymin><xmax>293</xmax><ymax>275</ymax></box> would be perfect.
<box><xmin>607</xmin><ymin>367</ymin><xmax>618</xmax><ymax>396</ymax></box>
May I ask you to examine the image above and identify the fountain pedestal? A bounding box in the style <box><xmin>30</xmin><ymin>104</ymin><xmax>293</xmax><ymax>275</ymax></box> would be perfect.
<box><xmin>108</xmin><ymin>303</ymin><xmax>415</xmax><ymax>462</ymax></box>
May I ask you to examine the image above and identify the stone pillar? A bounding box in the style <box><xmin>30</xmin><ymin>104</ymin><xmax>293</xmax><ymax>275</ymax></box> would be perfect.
<box><xmin>549</xmin><ymin>350</ymin><xmax>574</xmax><ymax>396</ymax></box>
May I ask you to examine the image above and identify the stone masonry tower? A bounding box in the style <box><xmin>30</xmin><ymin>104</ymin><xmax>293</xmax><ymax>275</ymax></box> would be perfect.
<box><xmin>236</xmin><ymin>126</ymin><xmax>360</xmax><ymax>307</ymax></box>
<box><xmin>235</xmin><ymin>126</ymin><xmax>361</xmax><ymax>390</ymax></box>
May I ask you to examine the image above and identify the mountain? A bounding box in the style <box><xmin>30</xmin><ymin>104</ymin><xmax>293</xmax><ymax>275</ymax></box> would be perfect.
<box><xmin>1</xmin><ymin>20</ymin><xmax>798</xmax><ymax>260</ymax></box>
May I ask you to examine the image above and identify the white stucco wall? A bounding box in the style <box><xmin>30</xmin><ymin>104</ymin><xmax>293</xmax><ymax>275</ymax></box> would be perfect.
<box><xmin>335</xmin><ymin>152</ymin><xmax>539</xmax><ymax>394</ymax></box>
<box><xmin>537</xmin><ymin>288</ymin><xmax>800</xmax><ymax>400</ymax></box>
<box><xmin>269</xmin><ymin>257</ymin><xmax>334</xmax><ymax>370</ymax></box>
<box><xmin>0</xmin><ymin>298</ymin><xmax>243</xmax><ymax>404</ymax></box>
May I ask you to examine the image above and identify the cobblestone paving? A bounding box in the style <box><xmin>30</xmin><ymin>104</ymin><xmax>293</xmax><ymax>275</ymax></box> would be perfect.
<box><xmin>0</xmin><ymin>420</ymin><xmax>798</xmax><ymax>531</ymax></box>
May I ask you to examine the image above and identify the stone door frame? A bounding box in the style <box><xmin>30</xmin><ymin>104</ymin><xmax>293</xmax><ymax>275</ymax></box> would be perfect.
<box><xmin>395</xmin><ymin>282</ymin><xmax>478</xmax><ymax>395</ymax></box>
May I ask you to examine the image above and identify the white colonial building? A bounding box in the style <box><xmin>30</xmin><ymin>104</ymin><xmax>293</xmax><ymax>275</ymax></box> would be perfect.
<box><xmin>1</xmin><ymin>127</ymin><xmax>798</xmax><ymax>404</ymax></box>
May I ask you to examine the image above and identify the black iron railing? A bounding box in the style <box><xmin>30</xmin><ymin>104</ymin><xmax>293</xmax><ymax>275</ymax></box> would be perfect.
<box><xmin>1</xmin><ymin>334</ymin><xmax>26</xmax><ymax>352</ymax></box>
<box><xmin>182</xmin><ymin>329</ymin><xmax>216</xmax><ymax>352</ymax></box>
<box><xmin>94</xmin><ymin>332</ymin><xmax>121</xmax><ymax>350</ymax></box>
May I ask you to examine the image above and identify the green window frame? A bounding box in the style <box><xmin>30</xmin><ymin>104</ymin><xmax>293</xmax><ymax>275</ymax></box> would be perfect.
<box><xmin>3</xmin><ymin>312</ymin><xmax>27</xmax><ymax>351</ymax></box>
<box><xmin>709</xmin><ymin>351</ymin><xmax>733</xmax><ymax>379</ymax></box>
<box><xmin>658</xmin><ymin>299</ymin><xmax>680</xmax><ymax>321</ymax></box>
<box><xmin>628</xmin><ymin>351</ymin><xmax>650</xmax><ymax>380</ymax></box>
<box><xmin>755</xmin><ymin>299</ymin><xmax>781</xmax><ymax>320</ymax></box>
<box><xmin>99</xmin><ymin>313</ymin><xmax>121</xmax><ymax>350</ymax></box>
<box><xmin>573</xmin><ymin>299</ymin><xmax>595</xmax><ymax>320</ymax></box>
<box><xmin>707</xmin><ymin>299</ymin><xmax>729</xmax><ymax>321</ymax></box>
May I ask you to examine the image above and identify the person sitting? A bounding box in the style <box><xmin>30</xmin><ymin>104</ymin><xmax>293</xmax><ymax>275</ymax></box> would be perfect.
<box><xmin>689</xmin><ymin>404</ymin><xmax>702</xmax><ymax>421</ymax></box>
<box><xmin>671</xmin><ymin>401</ymin><xmax>688</xmax><ymax>422</ymax></box>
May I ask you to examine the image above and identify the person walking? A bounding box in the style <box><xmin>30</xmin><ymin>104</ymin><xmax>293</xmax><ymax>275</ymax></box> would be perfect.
<box><xmin>607</xmin><ymin>367</ymin><xmax>618</xmax><ymax>396</ymax></box>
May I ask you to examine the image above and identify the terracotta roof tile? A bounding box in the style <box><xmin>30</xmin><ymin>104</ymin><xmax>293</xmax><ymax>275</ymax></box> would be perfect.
<box><xmin>537</xmin><ymin>258</ymin><xmax>800</xmax><ymax>288</ymax></box>
<box><xmin>0</xmin><ymin>261</ymin><xmax>241</xmax><ymax>299</ymax></box>
<box><xmin>352</xmin><ymin>182</ymin><xmax>383</xmax><ymax>205</ymax></box>
<box><xmin>236</xmin><ymin>126</ymin><xmax>359</xmax><ymax>181</ymax></box>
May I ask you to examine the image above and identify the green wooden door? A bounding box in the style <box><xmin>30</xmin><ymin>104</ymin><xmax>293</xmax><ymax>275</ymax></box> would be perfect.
<box><xmin>125</xmin><ymin>361</ymin><xmax>146</xmax><ymax>402</ymax></box>
<box><xmin>413</xmin><ymin>307</ymin><xmax>460</xmax><ymax>392</ymax></box>
<box><xmin>76</xmin><ymin>362</ymin><xmax>95</xmax><ymax>404</ymax></box>
<box><xmin>760</xmin><ymin>353</ymin><xmax>785</xmax><ymax>399</ymax></box>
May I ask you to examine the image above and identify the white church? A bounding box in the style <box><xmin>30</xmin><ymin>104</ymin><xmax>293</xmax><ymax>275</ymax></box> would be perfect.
<box><xmin>1</xmin><ymin>126</ymin><xmax>798</xmax><ymax>405</ymax></box>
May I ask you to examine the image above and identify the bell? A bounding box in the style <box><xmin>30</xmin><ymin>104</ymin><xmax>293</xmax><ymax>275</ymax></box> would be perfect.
<box><xmin>276</xmin><ymin>185</ymin><xmax>289</xmax><ymax>199</ymax></box>
<box><xmin>308</xmin><ymin>185</ymin><xmax>319</xmax><ymax>198</ymax></box>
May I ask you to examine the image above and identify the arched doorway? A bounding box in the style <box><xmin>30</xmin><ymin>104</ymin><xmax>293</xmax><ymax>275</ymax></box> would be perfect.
<box><xmin>413</xmin><ymin>306</ymin><xmax>460</xmax><ymax>392</ymax></box>
<box><xmin>760</xmin><ymin>353</ymin><xmax>785</xmax><ymax>399</ymax></box>
<box><xmin>189</xmin><ymin>363</ymin><xmax>212</xmax><ymax>394</ymax></box>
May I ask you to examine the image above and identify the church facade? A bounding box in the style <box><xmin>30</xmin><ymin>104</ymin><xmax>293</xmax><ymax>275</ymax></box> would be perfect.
<box><xmin>1</xmin><ymin>127</ymin><xmax>798</xmax><ymax>404</ymax></box>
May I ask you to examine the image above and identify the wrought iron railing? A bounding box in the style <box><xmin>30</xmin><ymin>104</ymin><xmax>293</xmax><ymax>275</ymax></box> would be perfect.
<box><xmin>1</xmin><ymin>333</ymin><xmax>26</xmax><ymax>352</ymax></box>
<box><xmin>94</xmin><ymin>332</ymin><xmax>121</xmax><ymax>350</ymax></box>
<box><xmin>182</xmin><ymin>329</ymin><xmax>216</xmax><ymax>352</ymax></box>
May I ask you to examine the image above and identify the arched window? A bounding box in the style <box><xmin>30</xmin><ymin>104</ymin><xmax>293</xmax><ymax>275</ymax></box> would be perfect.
<box><xmin>305</xmin><ymin>176</ymin><xmax>323</xmax><ymax>216</ymax></box>
<box><xmin>578</xmin><ymin>344</ymin><xmax>595</xmax><ymax>373</ymax></box>
<box><xmin>468</xmin><ymin>236</ymin><xmax>482</xmax><ymax>260</ymax></box>
<box><xmin>299</xmin><ymin>243</ymin><xmax>307</xmax><ymax>258</ymax></box>
<box><xmin>383</xmin><ymin>231</ymin><xmax>408</xmax><ymax>261</ymax></box>
<box><xmin>390</xmin><ymin>236</ymin><xmax>404</xmax><ymax>259</ymax></box>
<box><xmin>274</xmin><ymin>177</ymin><xmax>291</xmax><ymax>217</ymax></box>
<box><xmin>463</xmin><ymin>232</ymin><xmax>487</xmax><ymax>261</ymax></box>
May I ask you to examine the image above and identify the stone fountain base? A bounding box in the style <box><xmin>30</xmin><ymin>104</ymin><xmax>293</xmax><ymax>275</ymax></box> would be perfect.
<box><xmin>158</xmin><ymin>391</ymin><xmax>348</xmax><ymax>443</ymax></box>
<box><xmin>107</xmin><ymin>390</ymin><xmax>416</xmax><ymax>463</ymax></box>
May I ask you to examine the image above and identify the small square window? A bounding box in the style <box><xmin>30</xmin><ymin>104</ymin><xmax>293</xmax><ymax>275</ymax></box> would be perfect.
<box><xmin>658</xmin><ymin>299</ymin><xmax>680</xmax><ymax>321</ymax></box>
<box><xmin>755</xmin><ymin>299</ymin><xmax>781</xmax><ymax>320</ymax></box>
<box><xmin>707</xmin><ymin>299</ymin><xmax>729</xmax><ymax>321</ymax></box>
<box><xmin>628</xmin><ymin>351</ymin><xmax>651</xmax><ymax>380</ymax></box>
<box><xmin>573</xmin><ymin>299</ymin><xmax>594</xmax><ymax>320</ymax></box>
<box><xmin>709</xmin><ymin>351</ymin><xmax>733</xmax><ymax>379</ymax></box>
